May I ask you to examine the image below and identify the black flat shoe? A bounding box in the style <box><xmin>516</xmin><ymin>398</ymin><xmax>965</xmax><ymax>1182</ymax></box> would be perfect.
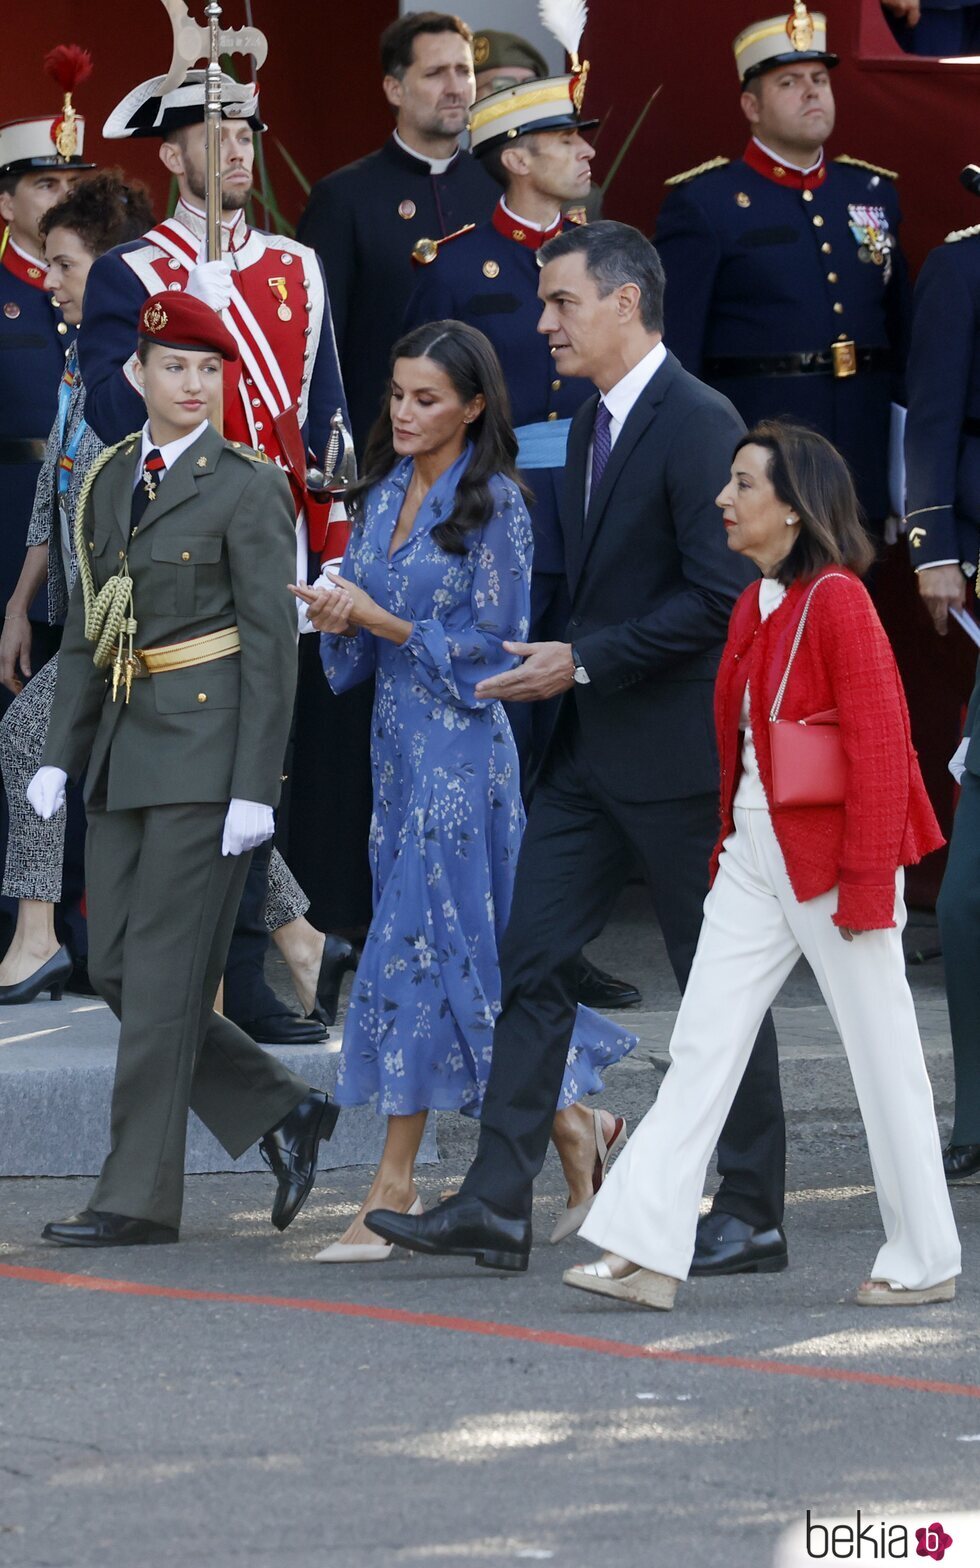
<box><xmin>575</xmin><ymin>955</ymin><xmax>642</xmax><ymax>1010</ymax></box>
<box><xmin>41</xmin><ymin>1209</ymin><xmax>179</xmax><ymax>1247</ymax></box>
<box><xmin>237</xmin><ymin>1011</ymin><xmax>328</xmax><ymax>1046</ymax></box>
<box><xmin>260</xmin><ymin>1089</ymin><xmax>339</xmax><ymax>1231</ymax></box>
<box><xmin>309</xmin><ymin>934</ymin><xmax>358</xmax><ymax>1027</ymax></box>
<box><xmin>689</xmin><ymin>1212</ymin><xmax>788</xmax><ymax>1276</ymax></box>
<box><xmin>365</xmin><ymin>1193</ymin><xmax>531</xmax><ymax>1272</ymax></box>
<box><xmin>0</xmin><ymin>945</ymin><xmax>73</xmax><ymax>1005</ymax></box>
<box><xmin>943</xmin><ymin>1142</ymin><xmax>980</xmax><ymax>1181</ymax></box>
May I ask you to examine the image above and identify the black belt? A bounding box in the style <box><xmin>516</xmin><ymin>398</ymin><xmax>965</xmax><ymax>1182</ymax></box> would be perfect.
<box><xmin>962</xmin><ymin>417</ymin><xmax>980</xmax><ymax>439</ymax></box>
<box><xmin>0</xmin><ymin>438</ymin><xmax>46</xmax><ymax>465</ymax></box>
<box><xmin>703</xmin><ymin>347</ymin><xmax>894</xmax><ymax>378</ymax></box>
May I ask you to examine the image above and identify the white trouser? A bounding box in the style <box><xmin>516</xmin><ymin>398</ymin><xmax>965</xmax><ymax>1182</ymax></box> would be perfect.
<box><xmin>580</xmin><ymin>807</ymin><xmax>961</xmax><ymax>1289</ymax></box>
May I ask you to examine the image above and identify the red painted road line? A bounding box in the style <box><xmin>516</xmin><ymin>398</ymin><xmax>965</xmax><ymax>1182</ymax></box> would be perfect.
<box><xmin>2</xmin><ymin>1261</ymin><xmax>977</xmax><ymax>1400</ymax></box>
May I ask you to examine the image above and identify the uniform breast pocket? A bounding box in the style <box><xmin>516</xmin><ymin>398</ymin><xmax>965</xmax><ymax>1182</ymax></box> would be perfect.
<box><xmin>149</xmin><ymin>534</ymin><xmax>225</xmax><ymax>617</ymax></box>
<box><xmin>152</xmin><ymin>656</ymin><xmax>240</xmax><ymax>715</ymax></box>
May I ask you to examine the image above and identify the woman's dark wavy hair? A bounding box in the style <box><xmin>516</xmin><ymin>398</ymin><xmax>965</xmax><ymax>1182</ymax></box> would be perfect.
<box><xmin>347</xmin><ymin>320</ymin><xmax>530</xmax><ymax>554</ymax></box>
<box><xmin>735</xmin><ymin>419</ymin><xmax>877</xmax><ymax>585</ymax></box>
<box><xmin>39</xmin><ymin>168</ymin><xmax>155</xmax><ymax>257</ymax></box>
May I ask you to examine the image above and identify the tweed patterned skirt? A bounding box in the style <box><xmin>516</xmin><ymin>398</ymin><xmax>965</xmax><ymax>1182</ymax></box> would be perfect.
<box><xmin>0</xmin><ymin>656</ymin><xmax>65</xmax><ymax>902</ymax></box>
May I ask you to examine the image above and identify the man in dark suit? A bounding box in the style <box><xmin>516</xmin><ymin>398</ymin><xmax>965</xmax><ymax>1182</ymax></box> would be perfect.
<box><xmin>367</xmin><ymin>222</ymin><xmax>787</xmax><ymax>1273</ymax></box>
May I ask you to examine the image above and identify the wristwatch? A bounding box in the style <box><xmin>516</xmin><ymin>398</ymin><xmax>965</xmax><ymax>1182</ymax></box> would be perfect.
<box><xmin>571</xmin><ymin>646</ymin><xmax>591</xmax><ymax>685</ymax></box>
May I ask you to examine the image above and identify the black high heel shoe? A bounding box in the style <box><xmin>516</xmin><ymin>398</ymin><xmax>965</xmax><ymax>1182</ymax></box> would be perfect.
<box><xmin>309</xmin><ymin>934</ymin><xmax>358</xmax><ymax>1027</ymax></box>
<box><xmin>0</xmin><ymin>944</ymin><xmax>74</xmax><ymax>1005</ymax></box>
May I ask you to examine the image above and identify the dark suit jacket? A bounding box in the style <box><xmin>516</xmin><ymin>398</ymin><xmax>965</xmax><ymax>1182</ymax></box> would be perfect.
<box><xmin>44</xmin><ymin>424</ymin><xmax>298</xmax><ymax>812</ymax></box>
<box><xmin>560</xmin><ymin>349</ymin><xmax>754</xmax><ymax>803</ymax></box>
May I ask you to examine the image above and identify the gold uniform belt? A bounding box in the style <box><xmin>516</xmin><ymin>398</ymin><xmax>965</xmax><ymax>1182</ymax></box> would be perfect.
<box><xmin>131</xmin><ymin>625</ymin><xmax>241</xmax><ymax>677</ymax></box>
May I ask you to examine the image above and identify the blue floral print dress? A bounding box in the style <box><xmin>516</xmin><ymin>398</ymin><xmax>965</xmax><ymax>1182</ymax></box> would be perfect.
<box><xmin>321</xmin><ymin>449</ymin><xmax>637</xmax><ymax>1117</ymax></box>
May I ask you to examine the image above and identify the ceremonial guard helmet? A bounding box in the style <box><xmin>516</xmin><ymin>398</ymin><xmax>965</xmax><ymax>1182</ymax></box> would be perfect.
<box><xmin>733</xmin><ymin>3</ymin><xmax>838</xmax><ymax>85</ymax></box>
<box><xmin>0</xmin><ymin>46</ymin><xmax>97</xmax><ymax>178</ymax></box>
<box><xmin>102</xmin><ymin>70</ymin><xmax>265</xmax><ymax>140</ymax></box>
<box><xmin>469</xmin><ymin>0</ymin><xmax>599</xmax><ymax>158</ymax></box>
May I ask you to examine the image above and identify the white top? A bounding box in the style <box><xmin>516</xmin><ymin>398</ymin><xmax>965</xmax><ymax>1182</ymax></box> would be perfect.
<box><xmin>733</xmin><ymin>577</ymin><xmax>787</xmax><ymax>810</ymax></box>
<box><xmin>584</xmin><ymin>339</ymin><xmax>668</xmax><ymax>510</ymax></box>
<box><xmin>137</xmin><ymin>419</ymin><xmax>210</xmax><ymax>485</ymax></box>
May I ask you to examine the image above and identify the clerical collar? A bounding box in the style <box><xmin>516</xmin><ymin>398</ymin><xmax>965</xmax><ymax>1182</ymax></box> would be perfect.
<box><xmin>744</xmin><ymin>137</ymin><xmax>827</xmax><ymax>191</ymax></box>
<box><xmin>174</xmin><ymin>198</ymin><xmax>248</xmax><ymax>253</ymax></box>
<box><xmin>492</xmin><ymin>199</ymin><xmax>563</xmax><ymax>251</ymax></box>
<box><xmin>393</xmin><ymin>130</ymin><xmax>458</xmax><ymax>176</ymax></box>
<box><xmin>1</xmin><ymin>230</ymin><xmax>48</xmax><ymax>289</ymax></box>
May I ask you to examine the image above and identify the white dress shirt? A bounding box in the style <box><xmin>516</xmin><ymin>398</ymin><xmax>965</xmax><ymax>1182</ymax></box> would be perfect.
<box><xmin>136</xmin><ymin>419</ymin><xmax>210</xmax><ymax>487</ymax></box>
<box><xmin>584</xmin><ymin>339</ymin><xmax>668</xmax><ymax>512</ymax></box>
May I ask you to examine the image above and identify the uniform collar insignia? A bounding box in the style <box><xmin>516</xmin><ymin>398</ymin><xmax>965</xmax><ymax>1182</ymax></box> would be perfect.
<box><xmin>1</xmin><ymin>234</ymin><xmax>50</xmax><ymax>290</ymax></box>
<box><xmin>492</xmin><ymin>200</ymin><xmax>564</xmax><ymax>251</ymax></box>
<box><xmin>742</xmin><ymin>138</ymin><xmax>826</xmax><ymax>190</ymax></box>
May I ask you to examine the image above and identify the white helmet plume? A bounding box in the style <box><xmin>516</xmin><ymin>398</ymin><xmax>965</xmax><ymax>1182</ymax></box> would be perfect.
<box><xmin>538</xmin><ymin>0</ymin><xmax>588</xmax><ymax>70</ymax></box>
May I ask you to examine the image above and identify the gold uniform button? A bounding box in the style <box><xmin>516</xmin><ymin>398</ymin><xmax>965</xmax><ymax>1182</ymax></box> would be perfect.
<box><xmin>547</xmin><ymin>411</ymin><xmax>558</xmax><ymax>421</ymax></box>
<box><xmin>551</xmin><ymin>379</ymin><xmax>561</xmax><ymax>390</ymax></box>
<box><xmin>827</xmin><ymin>271</ymin><xmax>838</xmax><ymax>283</ymax></box>
<box><xmin>57</xmin><ymin>321</ymin><xmax>68</xmax><ymax>335</ymax></box>
<box><xmin>118</xmin><ymin>549</ymin><xmax>125</xmax><ymax>560</ymax></box>
<box><xmin>181</xmin><ymin>550</ymin><xmax>191</xmax><ymax>562</ymax></box>
<box><xmin>821</xmin><ymin>242</ymin><xmax>832</xmax><ymax>254</ymax></box>
<box><xmin>197</xmin><ymin>692</ymin><xmax>207</xmax><ymax>704</ymax></box>
<box><xmin>833</xmin><ymin>302</ymin><xmax>844</xmax><ymax>314</ymax></box>
<box><xmin>813</xmin><ymin>214</ymin><xmax>825</xmax><ymax>228</ymax></box>
<box><xmin>87</xmin><ymin>540</ymin><xmax>94</xmax><ymax>551</ymax></box>
<box><xmin>802</xmin><ymin>190</ymin><xmax>814</xmax><ymax>203</ymax></box>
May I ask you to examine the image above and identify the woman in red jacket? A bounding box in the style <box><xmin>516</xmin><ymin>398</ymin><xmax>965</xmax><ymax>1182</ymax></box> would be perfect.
<box><xmin>564</xmin><ymin>420</ymin><xmax>961</xmax><ymax>1312</ymax></box>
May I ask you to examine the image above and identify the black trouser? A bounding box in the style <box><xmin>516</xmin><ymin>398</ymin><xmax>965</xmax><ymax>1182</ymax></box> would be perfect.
<box><xmin>460</xmin><ymin>713</ymin><xmax>785</xmax><ymax>1225</ymax></box>
<box><xmin>937</xmin><ymin>767</ymin><xmax>980</xmax><ymax>1145</ymax></box>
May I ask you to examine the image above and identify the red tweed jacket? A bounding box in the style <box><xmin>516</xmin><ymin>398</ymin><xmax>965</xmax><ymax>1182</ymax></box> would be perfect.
<box><xmin>711</xmin><ymin>566</ymin><xmax>943</xmax><ymax>930</ymax></box>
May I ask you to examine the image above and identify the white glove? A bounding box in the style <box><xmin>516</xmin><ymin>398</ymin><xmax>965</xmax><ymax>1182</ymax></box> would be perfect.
<box><xmin>949</xmin><ymin>737</ymin><xmax>970</xmax><ymax>785</ymax></box>
<box><xmin>186</xmin><ymin>257</ymin><xmax>235</xmax><ymax>313</ymax></box>
<box><xmin>296</xmin><ymin>559</ymin><xmax>344</xmax><ymax>635</ymax></box>
<box><xmin>221</xmin><ymin>798</ymin><xmax>275</xmax><ymax>857</ymax></box>
<box><xmin>27</xmin><ymin>766</ymin><xmax>67</xmax><ymax>820</ymax></box>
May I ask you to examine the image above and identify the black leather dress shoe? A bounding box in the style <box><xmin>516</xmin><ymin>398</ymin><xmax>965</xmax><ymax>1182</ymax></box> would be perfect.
<box><xmin>41</xmin><ymin>1209</ymin><xmax>179</xmax><ymax>1247</ymax></box>
<box><xmin>260</xmin><ymin>1089</ymin><xmax>339</xmax><ymax>1231</ymax></box>
<box><xmin>0</xmin><ymin>944</ymin><xmax>73</xmax><ymax>1005</ymax></box>
<box><xmin>575</xmin><ymin>956</ymin><xmax>642</xmax><ymax>1010</ymax></box>
<box><xmin>365</xmin><ymin>1193</ymin><xmax>531</xmax><ymax>1271</ymax></box>
<box><xmin>943</xmin><ymin>1142</ymin><xmax>980</xmax><ymax>1181</ymax></box>
<box><xmin>237</xmin><ymin>1011</ymin><xmax>328</xmax><ymax>1046</ymax></box>
<box><xmin>689</xmin><ymin>1212</ymin><xmax>788</xmax><ymax>1276</ymax></box>
<box><xmin>310</xmin><ymin>935</ymin><xmax>358</xmax><ymax>1027</ymax></box>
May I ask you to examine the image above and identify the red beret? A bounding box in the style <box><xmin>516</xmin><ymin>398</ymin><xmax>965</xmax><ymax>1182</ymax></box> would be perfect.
<box><xmin>138</xmin><ymin>291</ymin><xmax>239</xmax><ymax>362</ymax></box>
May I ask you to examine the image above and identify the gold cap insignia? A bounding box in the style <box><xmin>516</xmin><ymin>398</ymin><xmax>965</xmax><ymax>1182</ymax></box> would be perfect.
<box><xmin>483</xmin><ymin>259</ymin><xmax>500</xmax><ymax>278</ymax></box>
<box><xmin>473</xmin><ymin>34</ymin><xmax>490</xmax><ymax>68</ymax></box>
<box><xmin>142</xmin><ymin>303</ymin><xmax>168</xmax><ymax>334</ymax></box>
<box><xmin>787</xmin><ymin>2</ymin><xmax>815</xmax><ymax>51</ymax></box>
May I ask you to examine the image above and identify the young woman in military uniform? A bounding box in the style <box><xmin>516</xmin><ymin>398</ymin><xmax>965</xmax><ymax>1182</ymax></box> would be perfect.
<box><xmin>29</xmin><ymin>292</ymin><xmax>337</xmax><ymax>1247</ymax></box>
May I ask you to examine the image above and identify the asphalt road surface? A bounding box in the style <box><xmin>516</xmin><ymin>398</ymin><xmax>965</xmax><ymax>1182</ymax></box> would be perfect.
<box><xmin>1</xmin><ymin>888</ymin><xmax>977</xmax><ymax>1568</ymax></box>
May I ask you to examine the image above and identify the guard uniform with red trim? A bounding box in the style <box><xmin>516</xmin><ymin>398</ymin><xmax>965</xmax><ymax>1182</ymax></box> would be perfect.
<box><xmin>654</xmin><ymin>5</ymin><xmax>911</xmax><ymax>525</ymax></box>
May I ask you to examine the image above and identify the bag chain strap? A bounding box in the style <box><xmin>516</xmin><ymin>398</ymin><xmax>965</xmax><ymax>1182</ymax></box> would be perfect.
<box><xmin>768</xmin><ymin>572</ymin><xmax>850</xmax><ymax>723</ymax></box>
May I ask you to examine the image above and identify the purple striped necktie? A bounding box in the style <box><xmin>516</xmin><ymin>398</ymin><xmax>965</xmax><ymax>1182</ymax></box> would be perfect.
<box><xmin>590</xmin><ymin>400</ymin><xmax>613</xmax><ymax>499</ymax></box>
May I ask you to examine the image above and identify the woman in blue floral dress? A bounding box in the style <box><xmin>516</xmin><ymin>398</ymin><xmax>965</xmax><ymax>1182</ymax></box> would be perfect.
<box><xmin>294</xmin><ymin>322</ymin><xmax>636</xmax><ymax>1260</ymax></box>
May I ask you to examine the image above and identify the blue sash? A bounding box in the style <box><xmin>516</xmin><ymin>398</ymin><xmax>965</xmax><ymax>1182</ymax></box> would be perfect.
<box><xmin>515</xmin><ymin>418</ymin><xmax>572</xmax><ymax>470</ymax></box>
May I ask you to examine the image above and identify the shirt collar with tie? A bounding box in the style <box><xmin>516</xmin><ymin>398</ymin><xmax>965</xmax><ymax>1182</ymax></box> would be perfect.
<box><xmin>584</xmin><ymin>340</ymin><xmax>668</xmax><ymax>509</ymax></box>
<box><xmin>136</xmin><ymin>419</ymin><xmax>210</xmax><ymax>488</ymax></box>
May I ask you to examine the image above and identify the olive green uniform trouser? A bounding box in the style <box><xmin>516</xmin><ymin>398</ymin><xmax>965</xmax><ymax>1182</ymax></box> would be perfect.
<box><xmin>85</xmin><ymin>802</ymin><xmax>308</xmax><ymax>1231</ymax></box>
<box><xmin>937</xmin><ymin>769</ymin><xmax>980</xmax><ymax>1146</ymax></box>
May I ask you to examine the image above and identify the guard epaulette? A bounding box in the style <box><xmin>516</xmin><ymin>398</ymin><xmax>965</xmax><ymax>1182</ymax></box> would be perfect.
<box><xmin>227</xmin><ymin>440</ymin><xmax>269</xmax><ymax>464</ymax></box>
<box><xmin>945</xmin><ymin>223</ymin><xmax>980</xmax><ymax>244</ymax></box>
<box><xmin>410</xmin><ymin>223</ymin><xmax>476</xmax><ymax>267</ymax></box>
<box><xmin>664</xmin><ymin>157</ymin><xmax>729</xmax><ymax>187</ymax></box>
<box><xmin>834</xmin><ymin>155</ymin><xmax>899</xmax><ymax>181</ymax></box>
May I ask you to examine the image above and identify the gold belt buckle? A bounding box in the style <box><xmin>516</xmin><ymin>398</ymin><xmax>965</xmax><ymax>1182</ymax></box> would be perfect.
<box><xmin>128</xmin><ymin>651</ymin><xmax>148</xmax><ymax>679</ymax></box>
<box><xmin>831</xmin><ymin>339</ymin><xmax>857</xmax><ymax>379</ymax></box>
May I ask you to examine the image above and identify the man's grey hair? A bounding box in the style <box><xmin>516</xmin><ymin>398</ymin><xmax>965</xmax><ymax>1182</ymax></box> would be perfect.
<box><xmin>539</xmin><ymin>220</ymin><xmax>665</xmax><ymax>334</ymax></box>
